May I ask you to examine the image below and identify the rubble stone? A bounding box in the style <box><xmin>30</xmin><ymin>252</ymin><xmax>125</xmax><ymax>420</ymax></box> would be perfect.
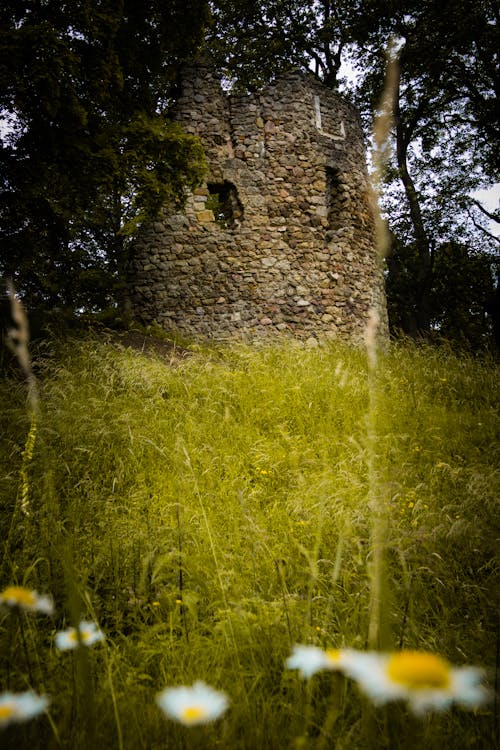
<box><xmin>128</xmin><ymin>65</ymin><xmax>387</xmax><ymax>344</ymax></box>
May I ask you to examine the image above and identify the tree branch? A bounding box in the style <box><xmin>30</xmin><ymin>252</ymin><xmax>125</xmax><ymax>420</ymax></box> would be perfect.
<box><xmin>467</xmin><ymin>209</ymin><xmax>500</xmax><ymax>245</ymax></box>
<box><xmin>470</xmin><ymin>197</ymin><xmax>500</xmax><ymax>224</ymax></box>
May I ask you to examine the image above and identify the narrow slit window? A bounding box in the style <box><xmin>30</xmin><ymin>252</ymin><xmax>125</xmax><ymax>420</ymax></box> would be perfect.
<box><xmin>326</xmin><ymin>168</ymin><xmax>345</xmax><ymax>231</ymax></box>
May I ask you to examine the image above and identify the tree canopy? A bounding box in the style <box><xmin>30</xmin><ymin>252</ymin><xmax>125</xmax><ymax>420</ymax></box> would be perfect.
<box><xmin>1</xmin><ymin>0</ymin><xmax>498</xmax><ymax>347</ymax></box>
<box><xmin>0</xmin><ymin>0</ymin><xmax>208</xmax><ymax>312</ymax></box>
<box><xmin>348</xmin><ymin>0</ymin><xmax>499</xmax><ymax>339</ymax></box>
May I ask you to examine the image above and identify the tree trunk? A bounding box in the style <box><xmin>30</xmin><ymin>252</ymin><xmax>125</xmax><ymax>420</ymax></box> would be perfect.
<box><xmin>395</xmin><ymin>112</ymin><xmax>433</xmax><ymax>335</ymax></box>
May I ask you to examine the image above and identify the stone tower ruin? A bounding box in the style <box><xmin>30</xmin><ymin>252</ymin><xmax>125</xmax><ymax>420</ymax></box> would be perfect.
<box><xmin>128</xmin><ymin>65</ymin><xmax>387</xmax><ymax>343</ymax></box>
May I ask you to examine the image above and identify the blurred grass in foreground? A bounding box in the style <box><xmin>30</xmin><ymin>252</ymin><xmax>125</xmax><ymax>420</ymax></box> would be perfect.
<box><xmin>0</xmin><ymin>333</ymin><xmax>498</xmax><ymax>749</ymax></box>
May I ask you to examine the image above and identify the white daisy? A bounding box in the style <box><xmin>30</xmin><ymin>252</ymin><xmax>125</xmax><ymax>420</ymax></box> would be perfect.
<box><xmin>0</xmin><ymin>691</ymin><xmax>49</xmax><ymax>728</ymax></box>
<box><xmin>285</xmin><ymin>645</ymin><xmax>352</xmax><ymax>679</ymax></box>
<box><xmin>0</xmin><ymin>585</ymin><xmax>54</xmax><ymax>615</ymax></box>
<box><xmin>342</xmin><ymin>650</ymin><xmax>490</xmax><ymax>715</ymax></box>
<box><xmin>156</xmin><ymin>681</ymin><xmax>229</xmax><ymax>726</ymax></box>
<box><xmin>55</xmin><ymin>620</ymin><xmax>105</xmax><ymax>650</ymax></box>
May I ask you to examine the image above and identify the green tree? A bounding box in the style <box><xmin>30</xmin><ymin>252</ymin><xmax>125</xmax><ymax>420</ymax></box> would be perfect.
<box><xmin>0</xmin><ymin>0</ymin><xmax>208</xmax><ymax>313</ymax></box>
<box><xmin>430</xmin><ymin>241</ymin><xmax>498</xmax><ymax>346</ymax></box>
<box><xmin>386</xmin><ymin>238</ymin><xmax>498</xmax><ymax>348</ymax></box>
<box><xmin>349</xmin><ymin>0</ymin><xmax>499</xmax><ymax>336</ymax></box>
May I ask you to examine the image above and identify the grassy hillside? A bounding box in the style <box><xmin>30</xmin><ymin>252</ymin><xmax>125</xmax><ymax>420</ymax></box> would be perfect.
<box><xmin>0</xmin><ymin>333</ymin><xmax>498</xmax><ymax>749</ymax></box>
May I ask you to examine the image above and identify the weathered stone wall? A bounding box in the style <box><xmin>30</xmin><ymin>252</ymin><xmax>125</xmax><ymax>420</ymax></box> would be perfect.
<box><xmin>129</xmin><ymin>66</ymin><xmax>387</xmax><ymax>344</ymax></box>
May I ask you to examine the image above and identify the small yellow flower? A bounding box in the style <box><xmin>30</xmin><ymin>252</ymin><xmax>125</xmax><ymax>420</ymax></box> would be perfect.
<box><xmin>152</xmin><ymin>601</ymin><xmax>160</xmax><ymax>607</ymax></box>
<box><xmin>286</xmin><ymin>645</ymin><xmax>352</xmax><ymax>679</ymax></box>
<box><xmin>156</xmin><ymin>682</ymin><xmax>228</xmax><ymax>726</ymax></box>
<box><xmin>55</xmin><ymin>621</ymin><xmax>105</xmax><ymax>650</ymax></box>
<box><xmin>408</xmin><ymin>502</ymin><xmax>415</xmax><ymax>509</ymax></box>
<box><xmin>0</xmin><ymin>691</ymin><xmax>49</xmax><ymax>727</ymax></box>
<box><xmin>0</xmin><ymin>586</ymin><xmax>54</xmax><ymax>615</ymax></box>
<box><xmin>342</xmin><ymin>650</ymin><xmax>491</xmax><ymax>714</ymax></box>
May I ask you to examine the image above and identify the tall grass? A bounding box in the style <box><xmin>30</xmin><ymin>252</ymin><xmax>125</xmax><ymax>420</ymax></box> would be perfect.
<box><xmin>0</xmin><ymin>332</ymin><xmax>498</xmax><ymax>748</ymax></box>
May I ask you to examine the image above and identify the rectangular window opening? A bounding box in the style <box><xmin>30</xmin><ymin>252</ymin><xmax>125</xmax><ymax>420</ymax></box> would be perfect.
<box><xmin>206</xmin><ymin>181</ymin><xmax>243</xmax><ymax>228</ymax></box>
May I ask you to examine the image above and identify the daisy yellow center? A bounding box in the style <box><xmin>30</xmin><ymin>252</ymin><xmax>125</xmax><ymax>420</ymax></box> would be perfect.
<box><xmin>0</xmin><ymin>704</ymin><xmax>15</xmax><ymax>719</ymax></box>
<box><xmin>325</xmin><ymin>648</ymin><xmax>341</xmax><ymax>664</ymax></box>
<box><xmin>2</xmin><ymin>586</ymin><xmax>35</xmax><ymax>607</ymax></box>
<box><xmin>180</xmin><ymin>705</ymin><xmax>208</xmax><ymax>724</ymax></box>
<box><xmin>387</xmin><ymin>651</ymin><xmax>451</xmax><ymax>690</ymax></box>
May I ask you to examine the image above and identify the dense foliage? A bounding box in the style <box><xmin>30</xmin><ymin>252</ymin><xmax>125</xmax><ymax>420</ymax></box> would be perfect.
<box><xmin>349</xmin><ymin>0</ymin><xmax>499</xmax><ymax>340</ymax></box>
<box><xmin>0</xmin><ymin>0</ymin><xmax>208</xmax><ymax>312</ymax></box>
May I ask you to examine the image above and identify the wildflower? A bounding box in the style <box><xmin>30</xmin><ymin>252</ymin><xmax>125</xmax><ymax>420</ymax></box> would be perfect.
<box><xmin>55</xmin><ymin>620</ymin><xmax>105</xmax><ymax>650</ymax></box>
<box><xmin>156</xmin><ymin>681</ymin><xmax>228</xmax><ymax>726</ymax></box>
<box><xmin>342</xmin><ymin>650</ymin><xmax>490</xmax><ymax>715</ymax></box>
<box><xmin>286</xmin><ymin>645</ymin><xmax>350</xmax><ymax>679</ymax></box>
<box><xmin>0</xmin><ymin>585</ymin><xmax>54</xmax><ymax>615</ymax></box>
<box><xmin>0</xmin><ymin>691</ymin><xmax>49</xmax><ymax>728</ymax></box>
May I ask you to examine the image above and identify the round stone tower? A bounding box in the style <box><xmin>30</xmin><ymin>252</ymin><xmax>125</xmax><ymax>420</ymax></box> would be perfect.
<box><xmin>128</xmin><ymin>65</ymin><xmax>387</xmax><ymax>343</ymax></box>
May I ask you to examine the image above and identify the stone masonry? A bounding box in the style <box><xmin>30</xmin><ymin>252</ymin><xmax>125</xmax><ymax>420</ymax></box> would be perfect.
<box><xmin>129</xmin><ymin>65</ymin><xmax>387</xmax><ymax>343</ymax></box>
